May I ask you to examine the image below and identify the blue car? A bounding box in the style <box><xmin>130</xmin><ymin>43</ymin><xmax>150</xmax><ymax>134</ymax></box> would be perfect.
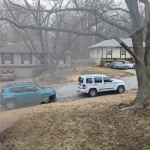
<box><xmin>0</xmin><ymin>82</ymin><xmax>56</xmax><ymax>109</ymax></box>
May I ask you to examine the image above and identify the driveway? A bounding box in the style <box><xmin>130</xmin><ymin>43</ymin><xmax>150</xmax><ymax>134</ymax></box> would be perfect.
<box><xmin>56</xmin><ymin>76</ymin><xmax>138</xmax><ymax>101</ymax></box>
<box><xmin>0</xmin><ymin>73</ymin><xmax>138</xmax><ymax>133</ymax></box>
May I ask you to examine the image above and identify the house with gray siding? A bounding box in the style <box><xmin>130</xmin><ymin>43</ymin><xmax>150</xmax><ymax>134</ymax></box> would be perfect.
<box><xmin>0</xmin><ymin>41</ymin><xmax>72</xmax><ymax>78</ymax></box>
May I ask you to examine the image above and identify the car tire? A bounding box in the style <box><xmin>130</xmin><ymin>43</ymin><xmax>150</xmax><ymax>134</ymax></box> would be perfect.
<box><xmin>5</xmin><ymin>99</ymin><xmax>16</xmax><ymax>109</ymax></box>
<box><xmin>41</xmin><ymin>95</ymin><xmax>50</xmax><ymax>104</ymax></box>
<box><xmin>88</xmin><ymin>89</ymin><xmax>97</xmax><ymax>97</ymax></box>
<box><xmin>117</xmin><ymin>86</ymin><xmax>125</xmax><ymax>94</ymax></box>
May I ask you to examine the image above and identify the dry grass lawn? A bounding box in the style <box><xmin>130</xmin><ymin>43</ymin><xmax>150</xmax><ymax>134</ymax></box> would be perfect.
<box><xmin>1</xmin><ymin>92</ymin><xmax>150</xmax><ymax>150</ymax></box>
<box><xmin>68</xmin><ymin>67</ymin><xmax>134</xmax><ymax>82</ymax></box>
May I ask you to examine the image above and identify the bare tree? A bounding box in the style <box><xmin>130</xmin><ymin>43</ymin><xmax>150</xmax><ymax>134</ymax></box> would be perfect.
<box><xmin>1</xmin><ymin>0</ymin><xmax>150</xmax><ymax>109</ymax></box>
<box><xmin>3</xmin><ymin>0</ymin><xmax>82</xmax><ymax>80</ymax></box>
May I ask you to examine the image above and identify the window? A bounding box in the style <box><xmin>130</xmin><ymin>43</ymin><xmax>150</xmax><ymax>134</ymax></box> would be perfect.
<box><xmin>21</xmin><ymin>54</ymin><xmax>32</xmax><ymax>64</ymax></box>
<box><xmin>9</xmin><ymin>87</ymin><xmax>25</xmax><ymax>93</ymax></box>
<box><xmin>2</xmin><ymin>53</ymin><xmax>13</xmax><ymax>64</ymax></box>
<box><xmin>107</xmin><ymin>47</ymin><xmax>112</xmax><ymax>55</ymax></box>
<box><xmin>24</xmin><ymin>86</ymin><xmax>37</xmax><ymax>92</ymax></box>
<box><xmin>121</xmin><ymin>48</ymin><xmax>126</xmax><ymax>55</ymax></box>
<box><xmin>103</xmin><ymin>77</ymin><xmax>112</xmax><ymax>82</ymax></box>
<box><xmin>86</xmin><ymin>78</ymin><xmax>93</xmax><ymax>84</ymax></box>
<box><xmin>78</xmin><ymin>77</ymin><xmax>84</xmax><ymax>83</ymax></box>
<box><xmin>94</xmin><ymin>77</ymin><xmax>102</xmax><ymax>83</ymax></box>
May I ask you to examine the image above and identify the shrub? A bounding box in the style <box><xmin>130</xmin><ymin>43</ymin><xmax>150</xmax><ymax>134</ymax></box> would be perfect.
<box><xmin>100</xmin><ymin>60</ymin><xmax>106</xmax><ymax>67</ymax></box>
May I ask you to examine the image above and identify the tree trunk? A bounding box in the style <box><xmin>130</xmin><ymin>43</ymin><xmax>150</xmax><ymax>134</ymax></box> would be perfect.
<box><xmin>128</xmin><ymin>29</ymin><xmax>150</xmax><ymax>109</ymax></box>
<box><xmin>132</xmin><ymin>67</ymin><xmax>149</xmax><ymax>108</ymax></box>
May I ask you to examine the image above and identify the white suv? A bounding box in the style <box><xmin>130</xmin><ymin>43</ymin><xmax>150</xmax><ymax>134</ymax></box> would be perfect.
<box><xmin>77</xmin><ymin>74</ymin><xmax>125</xmax><ymax>97</ymax></box>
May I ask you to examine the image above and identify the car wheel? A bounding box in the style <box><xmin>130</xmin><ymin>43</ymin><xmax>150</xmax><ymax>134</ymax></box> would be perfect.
<box><xmin>88</xmin><ymin>89</ymin><xmax>97</xmax><ymax>97</ymax></box>
<box><xmin>41</xmin><ymin>95</ymin><xmax>50</xmax><ymax>104</ymax></box>
<box><xmin>117</xmin><ymin>86</ymin><xmax>125</xmax><ymax>94</ymax></box>
<box><xmin>6</xmin><ymin>99</ymin><xmax>16</xmax><ymax>109</ymax></box>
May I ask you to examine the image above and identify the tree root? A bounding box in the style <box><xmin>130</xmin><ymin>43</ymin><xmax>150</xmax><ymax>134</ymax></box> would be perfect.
<box><xmin>119</xmin><ymin>104</ymin><xmax>143</xmax><ymax>111</ymax></box>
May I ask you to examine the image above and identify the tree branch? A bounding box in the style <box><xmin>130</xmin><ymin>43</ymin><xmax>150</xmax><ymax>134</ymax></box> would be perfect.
<box><xmin>5</xmin><ymin>1</ymin><xmax>132</xmax><ymax>33</ymax></box>
<box><xmin>115</xmin><ymin>37</ymin><xmax>144</xmax><ymax>65</ymax></box>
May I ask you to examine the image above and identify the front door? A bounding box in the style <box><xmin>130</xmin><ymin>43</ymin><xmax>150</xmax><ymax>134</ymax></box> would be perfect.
<box><xmin>103</xmin><ymin>77</ymin><xmax>114</xmax><ymax>91</ymax></box>
<box><xmin>23</xmin><ymin>86</ymin><xmax>39</xmax><ymax>105</ymax></box>
<box><xmin>13</xmin><ymin>87</ymin><xmax>28</xmax><ymax>105</ymax></box>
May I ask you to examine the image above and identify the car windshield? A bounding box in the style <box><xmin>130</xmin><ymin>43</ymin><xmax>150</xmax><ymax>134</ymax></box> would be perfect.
<box><xmin>34</xmin><ymin>83</ymin><xmax>42</xmax><ymax>89</ymax></box>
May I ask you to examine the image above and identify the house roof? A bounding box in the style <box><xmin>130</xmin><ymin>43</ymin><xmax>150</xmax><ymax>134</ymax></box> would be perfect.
<box><xmin>0</xmin><ymin>41</ymin><xmax>71</xmax><ymax>54</ymax></box>
<box><xmin>89</xmin><ymin>38</ymin><xmax>145</xmax><ymax>49</ymax></box>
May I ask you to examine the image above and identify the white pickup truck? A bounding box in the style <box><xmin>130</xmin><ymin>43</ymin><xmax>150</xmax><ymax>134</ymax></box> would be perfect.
<box><xmin>77</xmin><ymin>74</ymin><xmax>126</xmax><ymax>97</ymax></box>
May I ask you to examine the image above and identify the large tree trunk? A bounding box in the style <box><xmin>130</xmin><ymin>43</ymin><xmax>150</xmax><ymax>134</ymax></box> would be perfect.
<box><xmin>127</xmin><ymin>28</ymin><xmax>150</xmax><ymax>109</ymax></box>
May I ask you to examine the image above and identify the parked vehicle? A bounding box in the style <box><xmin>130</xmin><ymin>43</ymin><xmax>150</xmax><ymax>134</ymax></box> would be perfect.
<box><xmin>0</xmin><ymin>82</ymin><xmax>56</xmax><ymax>109</ymax></box>
<box><xmin>0</xmin><ymin>69</ymin><xmax>16</xmax><ymax>81</ymax></box>
<box><xmin>107</xmin><ymin>61</ymin><xmax>128</xmax><ymax>69</ymax></box>
<box><xmin>133</xmin><ymin>63</ymin><xmax>135</xmax><ymax>69</ymax></box>
<box><xmin>77</xmin><ymin>74</ymin><xmax>125</xmax><ymax>97</ymax></box>
<box><xmin>122</xmin><ymin>61</ymin><xmax>134</xmax><ymax>69</ymax></box>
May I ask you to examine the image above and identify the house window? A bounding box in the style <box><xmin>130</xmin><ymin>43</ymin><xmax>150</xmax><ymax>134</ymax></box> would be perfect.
<box><xmin>4</xmin><ymin>54</ymin><xmax>11</xmax><ymax>64</ymax></box>
<box><xmin>106</xmin><ymin>47</ymin><xmax>112</xmax><ymax>58</ymax></box>
<box><xmin>1</xmin><ymin>53</ymin><xmax>13</xmax><ymax>64</ymax></box>
<box><xmin>21</xmin><ymin>54</ymin><xmax>32</xmax><ymax>64</ymax></box>
<box><xmin>107</xmin><ymin>47</ymin><xmax>112</xmax><ymax>55</ymax></box>
<box><xmin>120</xmin><ymin>48</ymin><xmax>126</xmax><ymax>55</ymax></box>
<box><xmin>120</xmin><ymin>47</ymin><xmax>126</xmax><ymax>58</ymax></box>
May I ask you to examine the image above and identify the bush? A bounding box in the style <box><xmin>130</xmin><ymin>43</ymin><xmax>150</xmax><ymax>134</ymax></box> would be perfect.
<box><xmin>100</xmin><ymin>60</ymin><xmax>106</xmax><ymax>67</ymax></box>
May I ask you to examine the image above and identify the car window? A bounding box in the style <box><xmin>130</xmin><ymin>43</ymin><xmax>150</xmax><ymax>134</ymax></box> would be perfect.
<box><xmin>9</xmin><ymin>87</ymin><xmax>25</xmax><ymax>93</ymax></box>
<box><xmin>86</xmin><ymin>78</ymin><xmax>93</xmax><ymax>84</ymax></box>
<box><xmin>115</xmin><ymin>62</ymin><xmax>122</xmax><ymax>65</ymax></box>
<box><xmin>103</xmin><ymin>77</ymin><xmax>112</xmax><ymax>82</ymax></box>
<box><xmin>24</xmin><ymin>86</ymin><xmax>37</xmax><ymax>92</ymax></box>
<box><xmin>94</xmin><ymin>77</ymin><xmax>102</xmax><ymax>83</ymax></box>
<box><xmin>78</xmin><ymin>77</ymin><xmax>84</xmax><ymax>83</ymax></box>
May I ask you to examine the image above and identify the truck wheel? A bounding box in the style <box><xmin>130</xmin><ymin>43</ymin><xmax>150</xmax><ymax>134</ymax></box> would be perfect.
<box><xmin>6</xmin><ymin>99</ymin><xmax>16</xmax><ymax>109</ymax></box>
<box><xmin>117</xmin><ymin>86</ymin><xmax>125</xmax><ymax>94</ymax></box>
<box><xmin>41</xmin><ymin>95</ymin><xmax>50</xmax><ymax>104</ymax></box>
<box><xmin>88</xmin><ymin>89</ymin><xmax>97</xmax><ymax>97</ymax></box>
